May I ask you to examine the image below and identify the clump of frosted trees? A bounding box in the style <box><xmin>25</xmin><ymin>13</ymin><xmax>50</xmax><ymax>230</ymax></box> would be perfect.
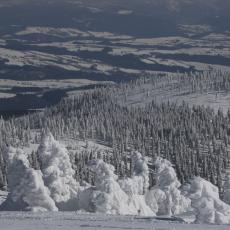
<box><xmin>1</xmin><ymin>132</ymin><xmax>230</xmax><ymax>225</ymax></box>
<box><xmin>145</xmin><ymin>157</ymin><xmax>190</xmax><ymax>216</ymax></box>
<box><xmin>37</xmin><ymin>132</ymin><xmax>79</xmax><ymax>204</ymax></box>
<box><xmin>0</xmin><ymin>146</ymin><xmax>57</xmax><ymax>211</ymax></box>
<box><xmin>0</xmin><ymin>71</ymin><xmax>229</xmax><ymax>222</ymax></box>
<box><xmin>0</xmin><ymin>71</ymin><xmax>230</xmax><ymax>193</ymax></box>
<box><xmin>223</xmin><ymin>169</ymin><xmax>230</xmax><ymax>205</ymax></box>
<box><xmin>184</xmin><ymin>177</ymin><xmax>230</xmax><ymax>224</ymax></box>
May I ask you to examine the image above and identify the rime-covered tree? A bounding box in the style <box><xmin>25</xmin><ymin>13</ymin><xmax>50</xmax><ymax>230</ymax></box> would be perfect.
<box><xmin>185</xmin><ymin>177</ymin><xmax>230</xmax><ymax>225</ymax></box>
<box><xmin>146</xmin><ymin>157</ymin><xmax>190</xmax><ymax>216</ymax></box>
<box><xmin>37</xmin><ymin>132</ymin><xmax>79</xmax><ymax>203</ymax></box>
<box><xmin>223</xmin><ymin>169</ymin><xmax>230</xmax><ymax>205</ymax></box>
<box><xmin>1</xmin><ymin>147</ymin><xmax>57</xmax><ymax>211</ymax></box>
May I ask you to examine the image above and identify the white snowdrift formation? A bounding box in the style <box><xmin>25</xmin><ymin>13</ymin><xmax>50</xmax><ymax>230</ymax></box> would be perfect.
<box><xmin>88</xmin><ymin>159</ymin><xmax>154</xmax><ymax>216</ymax></box>
<box><xmin>38</xmin><ymin>132</ymin><xmax>79</xmax><ymax>204</ymax></box>
<box><xmin>1</xmin><ymin>147</ymin><xmax>57</xmax><ymax>211</ymax></box>
<box><xmin>145</xmin><ymin>157</ymin><xmax>190</xmax><ymax>216</ymax></box>
<box><xmin>185</xmin><ymin>177</ymin><xmax>230</xmax><ymax>225</ymax></box>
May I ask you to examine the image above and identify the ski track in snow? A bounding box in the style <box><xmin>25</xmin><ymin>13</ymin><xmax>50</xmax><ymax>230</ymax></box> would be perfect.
<box><xmin>0</xmin><ymin>212</ymin><xmax>228</xmax><ymax>230</ymax></box>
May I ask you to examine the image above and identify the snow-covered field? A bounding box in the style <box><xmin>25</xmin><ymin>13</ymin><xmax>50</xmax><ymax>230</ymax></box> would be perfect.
<box><xmin>0</xmin><ymin>212</ymin><xmax>228</xmax><ymax>230</ymax></box>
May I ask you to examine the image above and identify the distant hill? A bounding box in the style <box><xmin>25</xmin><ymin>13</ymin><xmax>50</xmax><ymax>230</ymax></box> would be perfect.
<box><xmin>1</xmin><ymin>0</ymin><xmax>230</xmax><ymax>34</ymax></box>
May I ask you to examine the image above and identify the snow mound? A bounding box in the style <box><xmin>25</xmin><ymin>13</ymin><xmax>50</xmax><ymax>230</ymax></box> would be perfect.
<box><xmin>37</xmin><ymin>132</ymin><xmax>79</xmax><ymax>204</ymax></box>
<box><xmin>1</xmin><ymin>147</ymin><xmax>57</xmax><ymax>211</ymax></box>
<box><xmin>146</xmin><ymin>157</ymin><xmax>190</xmax><ymax>216</ymax></box>
<box><xmin>185</xmin><ymin>177</ymin><xmax>230</xmax><ymax>225</ymax></box>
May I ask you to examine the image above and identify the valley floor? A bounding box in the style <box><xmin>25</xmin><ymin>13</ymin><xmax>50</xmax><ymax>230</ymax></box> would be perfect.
<box><xmin>0</xmin><ymin>212</ymin><xmax>228</xmax><ymax>230</ymax></box>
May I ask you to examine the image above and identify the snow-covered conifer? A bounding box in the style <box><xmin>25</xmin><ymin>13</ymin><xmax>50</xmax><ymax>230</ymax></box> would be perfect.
<box><xmin>88</xmin><ymin>159</ymin><xmax>154</xmax><ymax>216</ymax></box>
<box><xmin>88</xmin><ymin>159</ymin><xmax>134</xmax><ymax>215</ymax></box>
<box><xmin>146</xmin><ymin>157</ymin><xmax>190</xmax><ymax>216</ymax></box>
<box><xmin>1</xmin><ymin>147</ymin><xmax>57</xmax><ymax>211</ymax></box>
<box><xmin>223</xmin><ymin>169</ymin><xmax>230</xmax><ymax>205</ymax></box>
<box><xmin>118</xmin><ymin>152</ymin><xmax>155</xmax><ymax>215</ymax></box>
<box><xmin>185</xmin><ymin>177</ymin><xmax>230</xmax><ymax>225</ymax></box>
<box><xmin>37</xmin><ymin>132</ymin><xmax>79</xmax><ymax>203</ymax></box>
<box><xmin>119</xmin><ymin>151</ymin><xmax>149</xmax><ymax>195</ymax></box>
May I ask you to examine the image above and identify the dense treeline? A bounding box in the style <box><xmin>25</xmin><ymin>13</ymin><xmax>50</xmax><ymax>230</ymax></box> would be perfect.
<box><xmin>0</xmin><ymin>70</ymin><xmax>230</xmax><ymax>193</ymax></box>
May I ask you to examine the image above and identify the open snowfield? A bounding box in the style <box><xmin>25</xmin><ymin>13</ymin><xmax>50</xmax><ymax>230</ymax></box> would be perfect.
<box><xmin>0</xmin><ymin>212</ymin><xmax>228</xmax><ymax>230</ymax></box>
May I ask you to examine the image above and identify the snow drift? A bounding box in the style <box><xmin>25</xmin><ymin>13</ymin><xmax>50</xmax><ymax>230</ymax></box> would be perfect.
<box><xmin>1</xmin><ymin>146</ymin><xmax>57</xmax><ymax>211</ymax></box>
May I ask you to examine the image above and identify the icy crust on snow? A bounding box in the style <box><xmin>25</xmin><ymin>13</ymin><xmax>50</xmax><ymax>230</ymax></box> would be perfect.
<box><xmin>1</xmin><ymin>147</ymin><xmax>57</xmax><ymax>211</ymax></box>
<box><xmin>37</xmin><ymin>132</ymin><xmax>79</xmax><ymax>204</ymax></box>
<box><xmin>145</xmin><ymin>157</ymin><xmax>191</xmax><ymax>216</ymax></box>
<box><xmin>185</xmin><ymin>177</ymin><xmax>230</xmax><ymax>225</ymax></box>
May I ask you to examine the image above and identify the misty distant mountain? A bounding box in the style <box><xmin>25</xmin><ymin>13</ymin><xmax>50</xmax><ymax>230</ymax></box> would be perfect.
<box><xmin>0</xmin><ymin>0</ymin><xmax>230</xmax><ymax>35</ymax></box>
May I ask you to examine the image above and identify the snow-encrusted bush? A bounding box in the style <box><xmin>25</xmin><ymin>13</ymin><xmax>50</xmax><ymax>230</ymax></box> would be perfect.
<box><xmin>223</xmin><ymin>170</ymin><xmax>230</xmax><ymax>205</ymax></box>
<box><xmin>146</xmin><ymin>157</ymin><xmax>190</xmax><ymax>216</ymax></box>
<box><xmin>1</xmin><ymin>147</ymin><xmax>57</xmax><ymax>211</ymax></box>
<box><xmin>185</xmin><ymin>177</ymin><xmax>230</xmax><ymax>225</ymax></box>
<box><xmin>38</xmin><ymin>132</ymin><xmax>79</xmax><ymax>204</ymax></box>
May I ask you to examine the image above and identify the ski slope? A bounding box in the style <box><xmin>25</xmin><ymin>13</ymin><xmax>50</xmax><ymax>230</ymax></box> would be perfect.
<box><xmin>0</xmin><ymin>212</ymin><xmax>228</xmax><ymax>230</ymax></box>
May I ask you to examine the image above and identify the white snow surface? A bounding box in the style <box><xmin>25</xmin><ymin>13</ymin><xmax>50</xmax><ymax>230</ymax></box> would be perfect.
<box><xmin>0</xmin><ymin>212</ymin><xmax>228</xmax><ymax>230</ymax></box>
